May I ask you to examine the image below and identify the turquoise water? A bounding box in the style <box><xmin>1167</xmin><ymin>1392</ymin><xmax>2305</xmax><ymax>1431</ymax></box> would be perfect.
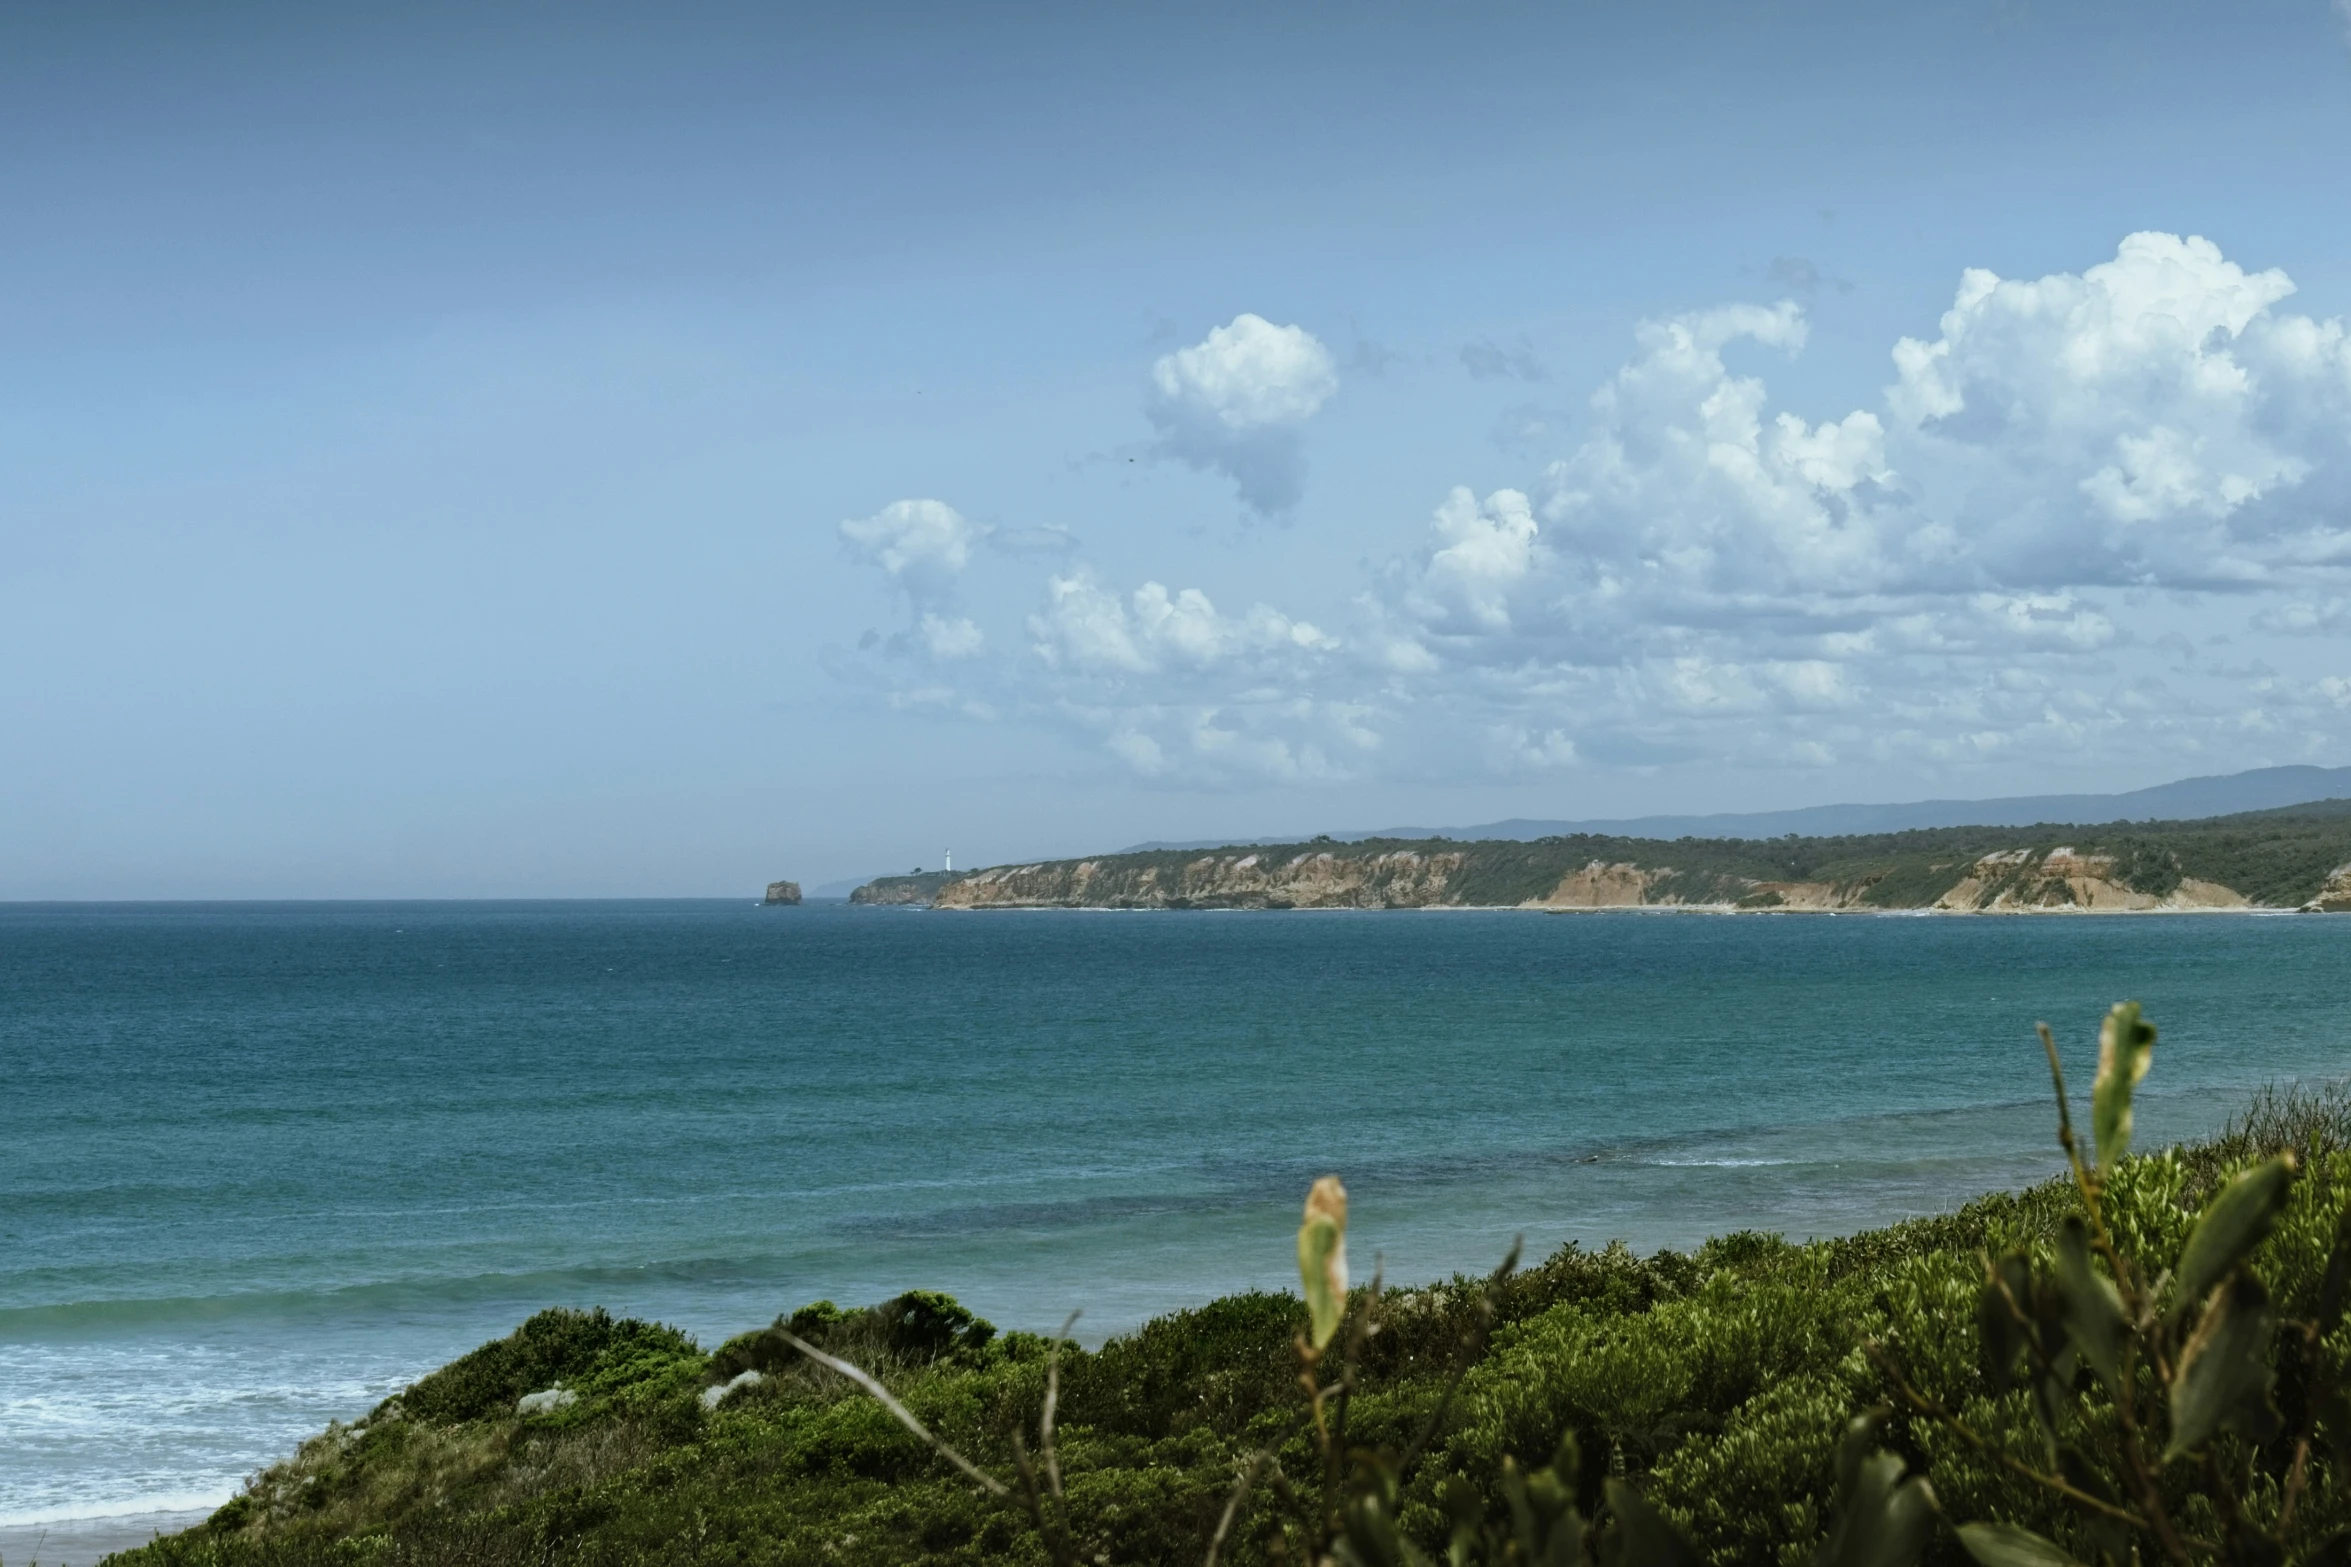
<box><xmin>6</xmin><ymin>901</ymin><xmax>2351</xmax><ymax>1530</ymax></box>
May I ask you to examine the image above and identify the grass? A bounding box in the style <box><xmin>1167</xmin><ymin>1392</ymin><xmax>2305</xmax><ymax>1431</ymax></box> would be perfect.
<box><xmin>99</xmin><ymin>1075</ymin><xmax>2351</xmax><ymax>1567</ymax></box>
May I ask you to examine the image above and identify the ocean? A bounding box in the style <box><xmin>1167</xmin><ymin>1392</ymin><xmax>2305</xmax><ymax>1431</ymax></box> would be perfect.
<box><xmin>5</xmin><ymin>900</ymin><xmax>2351</xmax><ymax>1552</ymax></box>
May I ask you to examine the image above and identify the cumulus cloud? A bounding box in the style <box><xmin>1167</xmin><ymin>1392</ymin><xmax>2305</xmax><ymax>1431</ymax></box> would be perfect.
<box><xmin>1886</xmin><ymin>232</ymin><xmax>2348</xmax><ymax>589</ymax></box>
<box><xmin>1009</xmin><ymin>570</ymin><xmax>1365</xmax><ymax>783</ymax></box>
<box><xmin>1147</xmin><ymin>314</ymin><xmax>1338</xmax><ymax>513</ymax></box>
<box><xmin>839</xmin><ymin>498</ymin><xmax>982</xmax><ymax>609</ymax></box>
<box><xmin>1028</xmin><ymin>571</ymin><xmax>1335</xmax><ymax>676</ymax></box>
<box><xmin>1405</xmin><ymin>487</ymin><xmax>1543</xmax><ymax>635</ymax></box>
<box><xmin>841</xmin><ymin>234</ymin><xmax>2351</xmax><ymax>786</ymax></box>
<box><xmin>1336</xmin><ymin>234</ymin><xmax>2351</xmax><ymax>775</ymax></box>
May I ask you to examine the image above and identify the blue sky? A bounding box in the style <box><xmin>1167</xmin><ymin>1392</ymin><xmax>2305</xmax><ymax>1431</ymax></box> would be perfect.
<box><xmin>8</xmin><ymin>0</ymin><xmax>2351</xmax><ymax>896</ymax></box>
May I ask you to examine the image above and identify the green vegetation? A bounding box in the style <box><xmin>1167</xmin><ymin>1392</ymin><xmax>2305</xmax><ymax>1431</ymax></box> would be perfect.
<box><xmin>871</xmin><ymin>799</ymin><xmax>2351</xmax><ymax>909</ymax></box>
<box><xmin>111</xmin><ymin>1012</ymin><xmax>2351</xmax><ymax>1566</ymax></box>
<box><xmin>851</xmin><ymin>869</ymin><xmax>969</xmax><ymax>905</ymax></box>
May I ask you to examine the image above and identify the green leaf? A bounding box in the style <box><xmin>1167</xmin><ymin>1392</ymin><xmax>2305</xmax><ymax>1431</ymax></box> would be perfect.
<box><xmin>1978</xmin><ymin>1252</ymin><xmax>2032</xmax><ymax>1394</ymax></box>
<box><xmin>1598</xmin><ymin>1478</ymin><xmax>1701</xmax><ymax>1567</ymax></box>
<box><xmin>1503</xmin><ymin>1456</ymin><xmax>1539</xmax><ymax>1561</ymax></box>
<box><xmin>2053</xmin><ymin>1216</ymin><xmax>2126</xmax><ymax>1389</ymax></box>
<box><xmin>1832</xmin><ymin>1407</ymin><xmax>1893</xmax><ymax>1497</ymax></box>
<box><xmin>1814</xmin><ymin>1430</ymin><xmax>1937</xmax><ymax>1567</ymax></box>
<box><xmin>2318</xmin><ymin>1204</ymin><xmax>2351</xmax><ymax>1335</ymax></box>
<box><xmin>1955</xmin><ymin>1521</ymin><xmax>2087</xmax><ymax>1567</ymax></box>
<box><xmin>2165</xmin><ymin>1273</ymin><xmax>2281</xmax><ymax>1460</ymax></box>
<box><xmin>2303</xmin><ymin>1527</ymin><xmax>2351</xmax><ymax>1567</ymax></box>
<box><xmin>1297</xmin><ymin>1175</ymin><xmax>1348</xmax><ymax>1351</ymax></box>
<box><xmin>2171</xmin><ymin>1154</ymin><xmax>2296</xmax><ymax>1321</ymax></box>
<box><xmin>1337</xmin><ymin>1452</ymin><xmax>1429</xmax><ymax>1567</ymax></box>
<box><xmin>2090</xmin><ymin>1002</ymin><xmax>2156</xmax><ymax>1171</ymax></box>
<box><xmin>2054</xmin><ymin>1446</ymin><xmax>2129</xmax><ymax>1567</ymax></box>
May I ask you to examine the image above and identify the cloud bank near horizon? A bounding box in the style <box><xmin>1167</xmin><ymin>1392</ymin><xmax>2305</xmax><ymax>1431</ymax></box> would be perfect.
<box><xmin>837</xmin><ymin>234</ymin><xmax>2351</xmax><ymax>788</ymax></box>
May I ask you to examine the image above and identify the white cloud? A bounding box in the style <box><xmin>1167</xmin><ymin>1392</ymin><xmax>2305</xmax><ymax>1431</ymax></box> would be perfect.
<box><xmin>1887</xmin><ymin>232</ymin><xmax>2350</xmax><ymax>588</ymax></box>
<box><xmin>839</xmin><ymin>498</ymin><xmax>982</xmax><ymax>607</ymax></box>
<box><xmin>1326</xmin><ymin>234</ymin><xmax>2351</xmax><ymax>777</ymax></box>
<box><xmin>2255</xmin><ymin>597</ymin><xmax>2351</xmax><ymax>636</ymax></box>
<box><xmin>1409</xmin><ymin>487</ymin><xmax>1542</xmax><ymax>635</ymax></box>
<box><xmin>920</xmin><ymin>614</ymin><xmax>986</xmax><ymax>660</ymax></box>
<box><xmin>839</xmin><ymin>234</ymin><xmax>2351</xmax><ymax>788</ymax></box>
<box><xmin>1028</xmin><ymin>570</ymin><xmax>1335</xmax><ymax>676</ymax></box>
<box><xmin>1147</xmin><ymin>314</ymin><xmax>1338</xmax><ymax>513</ymax></box>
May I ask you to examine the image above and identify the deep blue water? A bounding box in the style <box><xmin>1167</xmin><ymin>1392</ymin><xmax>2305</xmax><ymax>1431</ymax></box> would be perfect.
<box><xmin>6</xmin><ymin>900</ymin><xmax>2351</xmax><ymax>1530</ymax></box>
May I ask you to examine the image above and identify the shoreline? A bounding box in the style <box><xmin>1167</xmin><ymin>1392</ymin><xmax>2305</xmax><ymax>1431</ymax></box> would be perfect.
<box><xmin>915</xmin><ymin>900</ymin><xmax>2313</xmax><ymax>916</ymax></box>
<box><xmin>0</xmin><ymin>1506</ymin><xmax>218</xmax><ymax>1567</ymax></box>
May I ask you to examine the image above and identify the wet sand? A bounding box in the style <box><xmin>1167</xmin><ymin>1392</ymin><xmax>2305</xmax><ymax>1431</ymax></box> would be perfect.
<box><xmin>0</xmin><ymin>1508</ymin><xmax>211</xmax><ymax>1566</ymax></box>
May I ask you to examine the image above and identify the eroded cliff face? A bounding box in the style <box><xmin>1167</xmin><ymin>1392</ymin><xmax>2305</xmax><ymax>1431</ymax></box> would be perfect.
<box><xmin>849</xmin><ymin>875</ymin><xmax>952</xmax><ymax>906</ymax></box>
<box><xmin>1931</xmin><ymin>848</ymin><xmax>2247</xmax><ymax>912</ymax></box>
<box><xmin>932</xmin><ymin>849</ymin><xmax>1472</xmax><ymax>909</ymax></box>
<box><xmin>1532</xmin><ymin>862</ymin><xmax>1661</xmax><ymax>907</ymax></box>
<box><xmin>2303</xmin><ymin>864</ymin><xmax>2351</xmax><ymax>912</ymax></box>
<box><xmin>924</xmin><ymin>843</ymin><xmax>2270</xmax><ymax>912</ymax></box>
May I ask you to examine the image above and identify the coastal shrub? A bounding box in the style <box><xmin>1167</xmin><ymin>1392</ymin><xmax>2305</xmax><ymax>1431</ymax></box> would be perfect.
<box><xmin>707</xmin><ymin>1290</ymin><xmax>1005</xmax><ymax>1396</ymax></box>
<box><xmin>1440</xmin><ymin>1268</ymin><xmax>1864</xmax><ymax>1479</ymax></box>
<box><xmin>2201</xmin><ymin>1079</ymin><xmax>2351</xmax><ymax>1171</ymax></box>
<box><xmin>1641</xmin><ymin>1369</ymin><xmax>1855</xmax><ymax>1564</ymax></box>
<box><xmin>397</xmin><ymin>1307</ymin><xmax>696</xmax><ymax>1425</ymax></box>
<box><xmin>1059</xmin><ymin>1291</ymin><xmax>1302</xmax><ymax>1438</ymax></box>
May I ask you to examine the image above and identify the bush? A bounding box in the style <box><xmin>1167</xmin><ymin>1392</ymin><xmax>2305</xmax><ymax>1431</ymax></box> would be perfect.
<box><xmin>397</xmin><ymin>1308</ymin><xmax>697</xmax><ymax>1425</ymax></box>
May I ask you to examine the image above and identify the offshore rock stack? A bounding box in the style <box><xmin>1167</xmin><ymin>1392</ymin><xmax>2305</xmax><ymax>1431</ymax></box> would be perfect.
<box><xmin>762</xmin><ymin>880</ymin><xmax>802</xmax><ymax>905</ymax></box>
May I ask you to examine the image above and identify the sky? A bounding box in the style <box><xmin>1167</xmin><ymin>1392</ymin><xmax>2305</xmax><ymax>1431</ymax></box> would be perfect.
<box><xmin>7</xmin><ymin>0</ymin><xmax>2351</xmax><ymax>896</ymax></box>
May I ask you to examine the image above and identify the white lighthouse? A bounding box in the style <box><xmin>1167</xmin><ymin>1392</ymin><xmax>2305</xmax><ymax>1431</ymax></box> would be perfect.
<box><xmin>944</xmin><ymin>849</ymin><xmax>953</xmax><ymax>872</ymax></box>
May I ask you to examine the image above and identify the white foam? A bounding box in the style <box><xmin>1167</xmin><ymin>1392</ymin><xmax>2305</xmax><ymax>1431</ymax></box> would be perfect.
<box><xmin>0</xmin><ymin>1490</ymin><xmax>234</xmax><ymax>1528</ymax></box>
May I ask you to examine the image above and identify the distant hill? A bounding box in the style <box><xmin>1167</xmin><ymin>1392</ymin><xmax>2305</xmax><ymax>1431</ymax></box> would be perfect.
<box><xmin>899</xmin><ymin>798</ymin><xmax>2351</xmax><ymax>913</ymax></box>
<box><xmin>1119</xmin><ymin>765</ymin><xmax>2351</xmax><ymax>851</ymax></box>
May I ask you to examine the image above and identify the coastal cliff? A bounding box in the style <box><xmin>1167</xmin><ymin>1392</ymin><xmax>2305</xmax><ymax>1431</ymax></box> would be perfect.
<box><xmin>849</xmin><ymin>870</ymin><xmax>966</xmax><ymax>906</ymax></box>
<box><xmin>880</xmin><ymin>800</ymin><xmax>2351</xmax><ymax>912</ymax></box>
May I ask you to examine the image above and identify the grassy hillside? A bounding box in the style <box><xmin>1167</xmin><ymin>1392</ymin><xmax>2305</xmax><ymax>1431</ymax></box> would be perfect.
<box><xmin>116</xmin><ymin>1078</ymin><xmax>2351</xmax><ymax>1567</ymax></box>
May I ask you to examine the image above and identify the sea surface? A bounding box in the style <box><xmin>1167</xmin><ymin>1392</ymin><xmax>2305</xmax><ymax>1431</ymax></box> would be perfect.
<box><xmin>6</xmin><ymin>901</ymin><xmax>2351</xmax><ymax>1550</ymax></box>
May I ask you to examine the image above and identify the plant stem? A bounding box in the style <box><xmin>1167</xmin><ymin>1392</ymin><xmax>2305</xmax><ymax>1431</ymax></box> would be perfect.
<box><xmin>1862</xmin><ymin>1340</ymin><xmax>2157</xmax><ymax>1533</ymax></box>
<box><xmin>778</xmin><ymin>1329</ymin><xmax>1009</xmax><ymax>1498</ymax></box>
<box><xmin>1204</xmin><ymin>1450</ymin><xmax>1274</xmax><ymax>1567</ymax></box>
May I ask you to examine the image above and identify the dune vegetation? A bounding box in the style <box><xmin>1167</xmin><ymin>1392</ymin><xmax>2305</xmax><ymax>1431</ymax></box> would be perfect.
<box><xmin>112</xmin><ymin>1011</ymin><xmax>2351</xmax><ymax>1566</ymax></box>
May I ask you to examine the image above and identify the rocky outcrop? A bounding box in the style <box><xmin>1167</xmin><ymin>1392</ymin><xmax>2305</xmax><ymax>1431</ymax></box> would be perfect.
<box><xmin>933</xmin><ymin>848</ymin><xmax>1472</xmax><ymax>909</ymax></box>
<box><xmin>919</xmin><ymin>839</ymin><xmax>2284</xmax><ymax>914</ymax></box>
<box><xmin>1525</xmin><ymin>865</ymin><xmax>1900</xmax><ymax>911</ymax></box>
<box><xmin>850</xmin><ymin>871</ymin><xmax>965</xmax><ymax>906</ymax></box>
<box><xmin>2303</xmin><ymin>864</ymin><xmax>2351</xmax><ymax>912</ymax></box>
<box><xmin>700</xmin><ymin>1370</ymin><xmax>763</xmax><ymax>1410</ymax></box>
<box><xmin>762</xmin><ymin>880</ymin><xmax>802</xmax><ymax>906</ymax></box>
<box><xmin>886</xmin><ymin>816</ymin><xmax>2351</xmax><ymax>914</ymax></box>
<box><xmin>1532</xmin><ymin>861</ymin><xmax>1662</xmax><ymax>907</ymax></box>
<box><xmin>1931</xmin><ymin>848</ymin><xmax>2248</xmax><ymax>912</ymax></box>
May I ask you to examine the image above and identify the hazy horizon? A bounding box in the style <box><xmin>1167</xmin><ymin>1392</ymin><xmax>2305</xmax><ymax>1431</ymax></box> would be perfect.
<box><xmin>10</xmin><ymin>1</ymin><xmax>2351</xmax><ymax>897</ymax></box>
